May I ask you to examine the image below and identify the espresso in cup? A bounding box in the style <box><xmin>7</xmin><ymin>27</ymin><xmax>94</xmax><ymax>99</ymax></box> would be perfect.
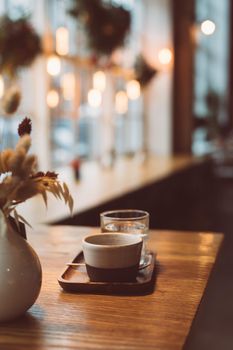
<box><xmin>82</xmin><ymin>233</ymin><xmax>142</xmax><ymax>282</ymax></box>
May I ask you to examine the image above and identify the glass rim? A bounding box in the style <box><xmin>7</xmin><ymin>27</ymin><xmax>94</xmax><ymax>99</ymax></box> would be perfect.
<box><xmin>100</xmin><ymin>209</ymin><xmax>149</xmax><ymax>221</ymax></box>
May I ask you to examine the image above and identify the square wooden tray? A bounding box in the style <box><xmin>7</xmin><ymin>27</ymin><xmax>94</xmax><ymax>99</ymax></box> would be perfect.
<box><xmin>58</xmin><ymin>251</ymin><xmax>157</xmax><ymax>295</ymax></box>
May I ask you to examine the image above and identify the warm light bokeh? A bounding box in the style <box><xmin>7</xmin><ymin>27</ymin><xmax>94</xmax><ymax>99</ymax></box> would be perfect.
<box><xmin>61</xmin><ymin>73</ymin><xmax>75</xmax><ymax>100</ymax></box>
<box><xmin>47</xmin><ymin>90</ymin><xmax>59</xmax><ymax>108</ymax></box>
<box><xmin>88</xmin><ymin>89</ymin><xmax>102</xmax><ymax>108</ymax></box>
<box><xmin>56</xmin><ymin>27</ymin><xmax>69</xmax><ymax>56</ymax></box>
<box><xmin>158</xmin><ymin>48</ymin><xmax>173</xmax><ymax>65</ymax></box>
<box><xmin>115</xmin><ymin>91</ymin><xmax>128</xmax><ymax>114</ymax></box>
<box><xmin>47</xmin><ymin>55</ymin><xmax>61</xmax><ymax>76</ymax></box>
<box><xmin>93</xmin><ymin>71</ymin><xmax>106</xmax><ymax>92</ymax></box>
<box><xmin>126</xmin><ymin>80</ymin><xmax>140</xmax><ymax>100</ymax></box>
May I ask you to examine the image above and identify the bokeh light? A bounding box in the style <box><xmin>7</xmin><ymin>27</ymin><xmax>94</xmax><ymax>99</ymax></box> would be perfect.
<box><xmin>126</xmin><ymin>80</ymin><xmax>140</xmax><ymax>100</ymax></box>
<box><xmin>56</xmin><ymin>27</ymin><xmax>69</xmax><ymax>56</ymax></box>
<box><xmin>93</xmin><ymin>71</ymin><xmax>106</xmax><ymax>92</ymax></box>
<box><xmin>47</xmin><ymin>90</ymin><xmax>59</xmax><ymax>108</ymax></box>
<box><xmin>201</xmin><ymin>20</ymin><xmax>216</xmax><ymax>35</ymax></box>
<box><xmin>115</xmin><ymin>91</ymin><xmax>128</xmax><ymax>114</ymax></box>
<box><xmin>88</xmin><ymin>89</ymin><xmax>102</xmax><ymax>108</ymax></box>
<box><xmin>47</xmin><ymin>55</ymin><xmax>61</xmax><ymax>76</ymax></box>
<box><xmin>158</xmin><ymin>48</ymin><xmax>173</xmax><ymax>65</ymax></box>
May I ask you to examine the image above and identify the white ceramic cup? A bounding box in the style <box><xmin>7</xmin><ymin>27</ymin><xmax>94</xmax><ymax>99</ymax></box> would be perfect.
<box><xmin>82</xmin><ymin>233</ymin><xmax>142</xmax><ymax>282</ymax></box>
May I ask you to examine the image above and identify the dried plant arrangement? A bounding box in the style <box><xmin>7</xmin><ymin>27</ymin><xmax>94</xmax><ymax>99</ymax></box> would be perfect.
<box><xmin>69</xmin><ymin>0</ymin><xmax>131</xmax><ymax>57</ymax></box>
<box><xmin>0</xmin><ymin>15</ymin><xmax>41</xmax><ymax>77</ymax></box>
<box><xmin>0</xmin><ymin>117</ymin><xmax>73</xmax><ymax>234</ymax></box>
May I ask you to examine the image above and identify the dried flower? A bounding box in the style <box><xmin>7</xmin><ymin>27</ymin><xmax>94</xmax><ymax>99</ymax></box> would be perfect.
<box><xmin>134</xmin><ymin>55</ymin><xmax>157</xmax><ymax>87</ymax></box>
<box><xmin>0</xmin><ymin>15</ymin><xmax>41</xmax><ymax>76</ymax></box>
<box><xmin>18</xmin><ymin>117</ymin><xmax>32</xmax><ymax>136</ymax></box>
<box><xmin>1</xmin><ymin>86</ymin><xmax>21</xmax><ymax>114</ymax></box>
<box><xmin>69</xmin><ymin>0</ymin><xmax>131</xmax><ymax>56</ymax></box>
<box><xmin>0</xmin><ymin>118</ymin><xmax>73</xmax><ymax>227</ymax></box>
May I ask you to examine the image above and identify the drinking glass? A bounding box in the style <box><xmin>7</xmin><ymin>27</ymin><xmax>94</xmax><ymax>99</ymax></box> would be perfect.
<box><xmin>100</xmin><ymin>209</ymin><xmax>150</xmax><ymax>265</ymax></box>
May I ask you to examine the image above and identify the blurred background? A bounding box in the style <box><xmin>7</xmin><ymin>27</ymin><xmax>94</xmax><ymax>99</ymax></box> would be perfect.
<box><xmin>1</xmin><ymin>0</ymin><xmax>233</xmax><ymax>230</ymax></box>
<box><xmin>2</xmin><ymin>0</ymin><xmax>230</xmax><ymax>172</ymax></box>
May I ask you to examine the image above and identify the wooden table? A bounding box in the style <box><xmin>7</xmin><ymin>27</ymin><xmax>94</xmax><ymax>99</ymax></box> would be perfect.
<box><xmin>0</xmin><ymin>226</ymin><xmax>223</xmax><ymax>350</ymax></box>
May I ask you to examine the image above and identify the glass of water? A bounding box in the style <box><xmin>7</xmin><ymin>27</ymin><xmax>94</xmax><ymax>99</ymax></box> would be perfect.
<box><xmin>100</xmin><ymin>209</ymin><xmax>150</xmax><ymax>266</ymax></box>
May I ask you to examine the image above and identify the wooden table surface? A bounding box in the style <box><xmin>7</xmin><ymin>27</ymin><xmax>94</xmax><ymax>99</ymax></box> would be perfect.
<box><xmin>0</xmin><ymin>226</ymin><xmax>223</xmax><ymax>350</ymax></box>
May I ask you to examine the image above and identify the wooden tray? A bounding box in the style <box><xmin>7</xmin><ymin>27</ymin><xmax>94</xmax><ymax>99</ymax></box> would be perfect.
<box><xmin>58</xmin><ymin>251</ymin><xmax>157</xmax><ymax>295</ymax></box>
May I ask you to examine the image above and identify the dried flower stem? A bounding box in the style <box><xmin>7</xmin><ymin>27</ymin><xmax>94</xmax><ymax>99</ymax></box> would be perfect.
<box><xmin>0</xmin><ymin>117</ymin><xmax>73</xmax><ymax>227</ymax></box>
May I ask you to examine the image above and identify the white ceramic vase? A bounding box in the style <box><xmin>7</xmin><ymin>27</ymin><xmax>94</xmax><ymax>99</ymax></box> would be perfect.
<box><xmin>0</xmin><ymin>212</ymin><xmax>42</xmax><ymax>322</ymax></box>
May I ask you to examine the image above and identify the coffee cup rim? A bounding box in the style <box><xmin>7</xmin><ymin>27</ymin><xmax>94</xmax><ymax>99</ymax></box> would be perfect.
<box><xmin>82</xmin><ymin>233</ymin><xmax>142</xmax><ymax>249</ymax></box>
